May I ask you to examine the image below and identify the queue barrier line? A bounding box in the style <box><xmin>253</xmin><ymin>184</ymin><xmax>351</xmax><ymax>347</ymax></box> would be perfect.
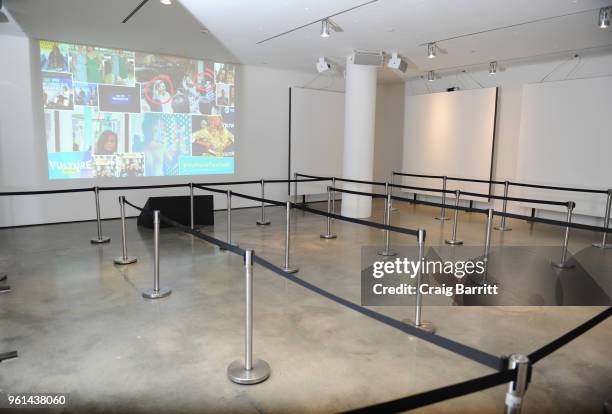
<box><xmin>342</xmin><ymin>368</ymin><xmax>516</xmax><ymax>414</ymax></box>
<box><xmin>347</xmin><ymin>306</ymin><xmax>612</xmax><ymax>413</ymax></box>
<box><xmin>123</xmin><ymin>197</ymin><xmax>505</xmax><ymax>371</ymax></box>
<box><xmin>0</xmin><ymin>187</ymin><xmax>95</xmax><ymax>196</ymax></box>
<box><xmin>528</xmin><ymin>306</ymin><xmax>612</xmax><ymax>364</ymax></box>
<box><xmin>215</xmin><ymin>188</ymin><xmax>421</xmax><ymax>238</ymax></box>
<box><xmin>393</xmin><ymin>171</ymin><xmax>608</xmax><ymax>194</ymax></box>
<box><xmin>124</xmin><ymin>198</ymin><xmax>611</xmax><ymax>412</ymax></box>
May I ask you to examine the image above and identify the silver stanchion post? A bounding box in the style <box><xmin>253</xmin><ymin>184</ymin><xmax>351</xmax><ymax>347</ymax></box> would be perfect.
<box><xmin>142</xmin><ymin>210</ymin><xmax>172</xmax><ymax>299</ymax></box>
<box><xmin>378</xmin><ymin>183</ymin><xmax>396</xmax><ymax>256</ymax></box>
<box><xmin>404</xmin><ymin>229</ymin><xmax>435</xmax><ymax>333</ymax></box>
<box><xmin>482</xmin><ymin>208</ymin><xmax>494</xmax><ymax>276</ymax></box>
<box><xmin>552</xmin><ymin>201</ymin><xmax>576</xmax><ymax>269</ymax></box>
<box><xmin>256</xmin><ymin>179</ymin><xmax>271</xmax><ymax>226</ymax></box>
<box><xmin>293</xmin><ymin>172</ymin><xmax>298</xmax><ymax>203</ymax></box>
<box><xmin>227</xmin><ymin>249</ymin><xmax>271</xmax><ymax>384</ymax></box>
<box><xmin>220</xmin><ymin>189</ymin><xmax>237</xmax><ymax>251</ymax></box>
<box><xmin>320</xmin><ymin>186</ymin><xmax>337</xmax><ymax>239</ymax></box>
<box><xmin>504</xmin><ymin>354</ymin><xmax>530</xmax><ymax>414</ymax></box>
<box><xmin>593</xmin><ymin>189</ymin><xmax>612</xmax><ymax>249</ymax></box>
<box><xmin>281</xmin><ymin>201</ymin><xmax>299</xmax><ymax>273</ymax></box>
<box><xmin>331</xmin><ymin>177</ymin><xmax>336</xmax><ymax>220</ymax></box>
<box><xmin>189</xmin><ymin>182</ymin><xmax>195</xmax><ymax>230</ymax></box>
<box><xmin>91</xmin><ymin>186</ymin><xmax>110</xmax><ymax>244</ymax></box>
<box><xmin>390</xmin><ymin>172</ymin><xmax>398</xmax><ymax>212</ymax></box>
<box><xmin>113</xmin><ymin>196</ymin><xmax>137</xmax><ymax>265</ymax></box>
<box><xmin>435</xmin><ymin>176</ymin><xmax>450</xmax><ymax>220</ymax></box>
<box><xmin>495</xmin><ymin>181</ymin><xmax>512</xmax><ymax>231</ymax></box>
<box><xmin>445</xmin><ymin>190</ymin><xmax>464</xmax><ymax>245</ymax></box>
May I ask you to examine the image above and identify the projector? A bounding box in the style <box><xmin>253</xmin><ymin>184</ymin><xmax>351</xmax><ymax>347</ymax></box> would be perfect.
<box><xmin>316</xmin><ymin>57</ymin><xmax>331</xmax><ymax>73</ymax></box>
<box><xmin>387</xmin><ymin>53</ymin><xmax>407</xmax><ymax>73</ymax></box>
<box><xmin>352</xmin><ymin>50</ymin><xmax>384</xmax><ymax>66</ymax></box>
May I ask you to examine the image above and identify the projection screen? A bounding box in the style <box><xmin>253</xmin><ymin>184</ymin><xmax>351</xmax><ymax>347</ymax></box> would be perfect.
<box><xmin>39</xmin><ymin>39</ymin><xmax>236</xmax><ymax>179</ymax></box>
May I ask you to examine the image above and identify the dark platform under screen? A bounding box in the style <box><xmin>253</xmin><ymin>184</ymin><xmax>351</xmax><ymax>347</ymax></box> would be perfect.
<box><xmin>137</xmin><ymin>195</ymin><xmax>214</xmax><ymax>228</ymax></box>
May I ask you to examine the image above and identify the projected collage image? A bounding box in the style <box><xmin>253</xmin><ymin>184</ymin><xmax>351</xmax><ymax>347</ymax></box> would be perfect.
<box><xmin>41</xmin><ymin>40</ymin><xmax>236</xmax><ymax>179</ymax></box>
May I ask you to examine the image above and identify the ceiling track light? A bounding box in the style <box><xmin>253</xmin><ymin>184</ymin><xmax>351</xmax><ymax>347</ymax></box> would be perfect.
<box><xmin>427</xmin><ymin>70</ymin><xmax>435</xmax><ymax>81</ymax></box>
<box><xmin>427</xmin><ymin>42</ymin><xmax>437</xmax><ymax>59</ymax></box>
<box><xmin>320</xmin><ymin>19</ymin><xmax>330</xmax><ymax>38</ymax></box>
<box><xmin>489</xmin><ymin>61</ymin><xmax>498</xmax><ymax>75</ymax></box>
<box><xmin>599</xmin><ymin>7</ymin><xmax>611</xmax><ymax>29</ymax></box>
<box><xmin>160</xmin><ymin>0</ymin><xmax>172</xmax><ymax>4</ymax></box>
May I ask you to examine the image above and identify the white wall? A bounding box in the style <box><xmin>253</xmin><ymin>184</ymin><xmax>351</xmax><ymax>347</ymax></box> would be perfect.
<box><xmin>402</xmin><ymin>51</ymin><xmax>612</xmax><ymax>222</ymax></box>
<box><xmin>0</xmin><ymin>32</ymin><xmax>343</xmax><ymax>227</ymax></box>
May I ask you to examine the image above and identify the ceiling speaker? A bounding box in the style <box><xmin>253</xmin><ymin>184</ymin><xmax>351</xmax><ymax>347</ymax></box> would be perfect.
<box><xmin>352</xmin><ymin>50</ymin><xmax>383</xmax><ymax>66</ymax></box>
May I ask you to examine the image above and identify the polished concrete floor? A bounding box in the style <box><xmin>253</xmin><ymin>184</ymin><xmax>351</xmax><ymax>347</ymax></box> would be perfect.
<box><xmin>0</xmin><ymin>199</ymin><xmax>611</xmax><ymax>413</ymax></box>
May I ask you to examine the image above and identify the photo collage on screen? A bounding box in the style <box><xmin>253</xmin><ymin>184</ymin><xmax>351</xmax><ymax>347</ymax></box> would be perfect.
<box><xmin>41</xmin><ymin>40</ymin><xmax>236</xmax><ymax>179</ymax></box>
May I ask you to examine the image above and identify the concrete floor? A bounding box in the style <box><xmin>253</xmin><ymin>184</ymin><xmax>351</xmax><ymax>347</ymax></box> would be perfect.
<box><xmin>0</xmin><ymin>199</ymin><xmax>611</xmax><ymax>413</ymax></box>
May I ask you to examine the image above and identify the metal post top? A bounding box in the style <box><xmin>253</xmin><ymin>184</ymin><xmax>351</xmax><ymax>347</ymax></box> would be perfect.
<box><xmin>455</xmin><ymin>189</ymin><xmax>461</xmax><ymax>195</ymax></box>
<box><xmin>119</xmin><ymin>195</ymin><xmax>125</xmax><ymax>202</ymax></box>
<box><xmin>508</xmin><ymin>354</ymin><xmax>529</xmax><ymax>366</ymax></box>
<box><xmin>244</xmin><ymin>249</ymin><xmax>254</xmax><ymax>266</ymax></box>
<box><xmin>418</xmin><ymin>228</ymin><xmax>426</xmax><ymax>243</ymax></box>
<box><xmin>568</xmin><ymin>201</ymin><xmax>576</xmax><ymax>209</ymax></box>
<box><xmin>261</xmin><ymin>178</ymin><xmax>265</xmax><ymax>184</ymax></box>
<box><xmin>153</xmin><ymin>210</ymin><xmax>160</xmax><ymax>223</ymax></box>
<box><xmin>608</xmin><ymin>189</ymin><xmax>612</xmax><ymax>195</ymax></box>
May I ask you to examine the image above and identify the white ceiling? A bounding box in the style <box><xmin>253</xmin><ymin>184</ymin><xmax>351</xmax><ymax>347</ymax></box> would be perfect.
<box><xmin>4</xmin><ymin>0</ymin><xmax>612</xmax><ymax>83</ymax></box>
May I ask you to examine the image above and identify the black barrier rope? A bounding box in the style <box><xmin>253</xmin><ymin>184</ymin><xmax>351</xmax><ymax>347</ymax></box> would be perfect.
<box><xmin>0</xmin><ymin>187</ymin><xmax>94</xmax><ymax>196</ymax></box>
<box><xmin>458</xmin><ymin>190</ymin><xmax>568</xmax><ymax>206</ymax></box>
<box><xmin>252</xmin><ymin>253</ymin><xmax>505</xmax><ymax>370</ymax></box>
<box><xmin>123</xmin><ymin>198</ymin><xmax>502</xmax><ymax>370</ymax></box>
<box><xmin>331</xmin><ymin>187</ymin><xmax>386</xmax><ymax>199</ymax></box>
<box><xmin>342</xmin><ymin>368</ymin><xmax>516</xmax><ymax>414</ymax></box>
<box><xmin>508</xmin><ymin>181</ymin><xmax>608</xmax><ymax>194</ymax></box>
<box><xmin>123</xmin><ymin>197</ymin><xmax>610</xmax><ymax>413</ymax></box>
<box><xmin>528</xmin><ymin>306</ymin><xmax>612</xmax><ymax>364</ymax></box>
<box><xmin>392</xmin><ymin>171</ymin><xmax>445</xmax><ymax>180</ymax></box>
<box><xmin>99</xmin><ymin>183</ymin><xmax>188</xmax><ymax>191</ymax></box>
<box><xmin>221</xmin><ymin>188</ymin><xmax>421</xmax><ymax>238</ymax></box>
<box><xmin>295</xmin><ymin>173</ymin><xmax>333</xmax><ymax>180</ymax></box>
<box><xmin>392</xmin><ymin>170</ymin><xmax>608</xmax><ymax>194</ymax></box>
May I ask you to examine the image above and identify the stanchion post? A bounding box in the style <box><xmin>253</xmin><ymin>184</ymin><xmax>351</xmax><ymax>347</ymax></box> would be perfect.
<box><xmin>504</xmin><ymin>354</ymin><xmax>530</xmax><ymax>414</ymax></box>
<box><xmin>90</xmin><ymin>186</ymin><xmax>111</xmax><ymax>244</ymax></box>
<box><xmin>281</xmin><ymin>201</ymin><xmax>299</xmax><ymax>273</ymax></box>
<box><xmin>552</xmin><ymin>201</ymin><xmax>576</xmax><ymax>269</ymax></box>
<box><xmin>220</xmin><ymin>189</ymin><xmax>237</xmax><ymax>250</ymax></box>
<box><xmin>435</xmin><ymin>176</ymin><xmax>450</xmax><ymax>220</ymax></box>
<box><xmin>113</xmin><ymin>196</ymin><xmax>137</xmax><ymax>265</ymax></box>
<box><xmin>256</xmin><ymin>179</ymin><xmax>271</xmax><ymax>226</ymax></box>
<box><xmin>331</xmin><ymin>177</ymin><xmax>336</xmax><ymax>220</ymax></box>
<box><xmin>593</xmin><ymin>189</ymin><xmax>612</xmax><ymax>249</ymax></box>
<box><xmin>445</xmin><ymin>190</ymin><xmax>464</xmax><ymax>245</ymax></box>
<box><xmin>495</xmin><ymin>181</ymin><xmax>512</xmax><ymax>231</ymax></box>
<box><xmin>390</xmin><ymin>172</ymin><xmax>398</xmax><ymax>212</ymax></box>
<box><xmin>189</xmin><ymin>182</ymin><xmax>195</xmax><ymax>230</ymax></box>
<box><xmin>320</xmin><ymin>186</ymin><xmax>337</xmax><ymax>239</ymax></box>
<box><xmin>227</xmin><ymin>249</ymin><xmax>271</xmax><ymax>384</ymax></box>
<box><xmin>378</xmin><ymin>183</ymin><xmax>396</xmax><ymax>256</ymax></box>
<box><xmin>482</xmin><ymin>208</ymin><xmax>494</xmax><ymax>275</ymax></box>
<box><xmin>293</xmin><ymin>172</ymin><xmax>298</xmax><ymax>203</ymax></box>
<box><xmin>142</xmin><ymin>210</ymin><xmax>172</xmax><ymax>299</ymax></box>
<box><xmin>404</xmin><ymin>229</ymin><xmax>435</xmax><ymax>333</ymax></box>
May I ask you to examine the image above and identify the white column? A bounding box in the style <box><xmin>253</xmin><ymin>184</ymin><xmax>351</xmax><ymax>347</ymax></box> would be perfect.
<box><xmin>341</xmin><ymin>56</ymin><xmax>377</xmax><ymax>218</ymax></box>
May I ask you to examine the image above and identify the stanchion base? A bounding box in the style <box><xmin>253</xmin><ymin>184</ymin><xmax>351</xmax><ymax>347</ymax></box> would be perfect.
<box><xmin>551</xmin><ymin>261</ymin><xmax>575</xmax><ymax>270</ymax></box>
<box><xmin>494</xmin><ymin>226</ymin><xmax>512</xmax><ymax>232</ymax></box>
<box><xmin>256</xmin><ymin>220</ymin><xmax>271</xmax><ymax>226</ymax></box>
<box><xmin>0</xmin><ymin>286</ymin><xmax>11</xmax><ymax>294</ymax></box>
<box><xmin>227</xmin><ymin>358</ymin><xmax>270</xmax><ymax>385</ymax></box>
<box><xmin>320</xmin><ymin>233</ymin><xmax>337</xmax><ymax>239</ymax></box>
<box><xmin>377</xmin><ymin>249</ymin><xmax>397</xmax><ymax>257</ymax></box>
<box><xmin>282</xmin><ymin>266</ymin><xmax>299</xmax><ymax>274</ymax></box>
<box><xmin>444</xmin><ymin>240</ymin><xmax>464</xmax><ymax>246</ymax></box>
<box><xmin>114</xmin><ymin>256</ymin><xmax>137</xmax><ymax>265</ymax></box>
<box><xmin>0</xmin><ymin>274</ymin><xmax>6</xmax><ymax>283</ymax></box>
<box><xmin>435</xmin><ymin>216</ymin><xmax>450</xmax><ymax>221</ymax></box>
<box><xmin>403</xmin><ymin>319</ymin><xmax>436</xmax><ymax>334</ymax></box>
<box><xmin>592</xmin><ymin>242</ymin><xmax>612</xmax><ymax>249</ymax></box>
<box><xmin>91</xmin><ymin>236</ymin><xmax>111</xmax><ymax>244</ymax></box>
<box><xmin>142</xmin><ymin>287</ymin><xmax>172</xmax><ymax>299</ymax></box>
